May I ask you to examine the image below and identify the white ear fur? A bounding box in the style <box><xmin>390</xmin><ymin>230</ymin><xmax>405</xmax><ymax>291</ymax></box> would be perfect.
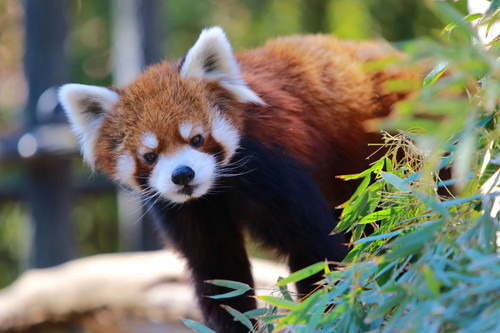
<box><xmin>180</xmin><ymin>27</ymin><xmax>265</xmax><ymax>105</ymax></box>
<box><xmin>58</xmin><ymin>84</ymin><xmax>119</xmax><ymax>168</ymax></box>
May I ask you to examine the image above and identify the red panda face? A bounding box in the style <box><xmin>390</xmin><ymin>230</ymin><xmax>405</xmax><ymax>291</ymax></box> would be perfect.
<box><xmin>59</xmin><ymin>27</ymin><xmax>264</xmax><ymax>203</ymax></box>
<box><xmin>96</xmin><ymin>70</ymin><xmax>242</xmax><ymax>203</ymax></box>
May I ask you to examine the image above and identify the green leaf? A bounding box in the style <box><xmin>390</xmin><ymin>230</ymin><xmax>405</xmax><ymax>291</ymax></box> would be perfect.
<box><xmin>352</xmin><ymin>223</ymin><xmax>365</xmax><ymax>241</ymax></box>
<box><xmin>425</xmin><ymin>99</ymin><xmax>469</xmax><ymax>115</ymax></box>
<box><xmin>441</xmin><ymin>194</ymin><xmax>482</xmax><ymax>207</ymax></box>
<box><xmin>205</xmin><ymin>279</ymin><xmax>251</xmax><ymax>299</ymax></box>
<box><xmin>423</xmin><ymin>61</ymin><xmax>449</xmax><ymax>87</ymax></box>
<box><xmin>277</xmin><ymin>278</ymin><xmax>294</xmax><ymax>302</ymax></box>
<box><xmin>373</xmin><ymin>157</ymin><xmax>387</xmax><ymax>171</ymax></box>
<box><xmin>422</xmin><ymin>264</ymin><xmax>441</xmax><ymax>296</ymax></box>
<box><xmin>358</xmin><ymin>208</ymin><xmax>395</xmax><ymax>224</ymax></box>
<box><xmin>180</xmin><ymin>318</ymin><xmax>217</xmax><ymax>333</ymax></box>
<box><xmin>206</xmin><ymin>279</ymin><xmax>251</xmax><ymax>290</ymax></box>
<box><xmin>221</xmin><ymin>305</ymin><xmax>255</xmax><ymax>331</ymax></box>
<box><xmin>384</xmin><ymin>220</ymin><xmax>444</xmax><ymax>261</ymax></box>
<box><xmin>352</xmin><ymin>230</ymin><xmax>404</xmax><ymax>244</ymax></box>
<box><xmin>326</xmin><ymin>274</ymin><xmax>350</xmax><ymax>296</ymax></box>
<box><xmin>380</xmin><ymin>172</ymin><xmax>411</xmax><ymax>192</ymax></box>
<box><xmin>350</xmin><ymin>175</ymin><xmax>371</xmax><ymax>199</ymax></box>
<box><xmin>366</xmin><ymin>292</ymin><xmax>406</xmax><ymax>322</ymax></box>
<box><xmin>307</xmin><ymin>292</ymin><xmax>330</xmax><ymax>329</ymax></box>
<box><xmin>413</xmin><ymin>192</ymin><xmax>451</xmax><ymax>218</ymax></box>
<box><xmin>259</xmin><ymin>314</ymin><xmax>285</xmax><ymax>323</ymax></box>
<box><xmin>384</xmin><ymin>156</ymin><xmax>393</xmax><ymax>172</ymax></box>
<box><xmin>374</xmin><ymin>260</ymin><xmax>400</xmax><ymax>285</ymax></box>
<box><xmin>276</xmin><ymin>262</ymin><xmax>326</xmax><ymax>286</ymax></box>
<box><xmin>243</xmin><ymin>307</ymin><xmax>268</xmax><ymax>319</ymax></box>
<box><xmin>257</xmin><ymin>296</ymin><xmax>298</xmax><ymax>310</ymax></box>
<box><xmin>278</xmin><ymin>290</ymin><xmax>326</xmax><ymax>328</ymax></box>
<box><xmin>464</xmin><ymin>13</ymin><xmax>483</xmax><ymax>23</ymax></box>
<box><xmin>362</xmin><ymin>55</ymin><xmax>402</xmax><ymax>72</ymax></box>
<box><xmin>487</xmin><ymin>0</ymin><xmax>499</xmax><ymax>14</ymax></box>
<box><xmin>435</xmin><ymin>1</ymin><xmax>477</xmax><ymax>38</ymax></box>
<box><xmin>443</xmin><ymin>22</ymin><xmax>455</xmax><ymax>33</ymax></box>
<box><xmin>338</xmin><ymin>157</ymin><xmax>384</xmax><ymax>181</ymax></box>
<box><xmin>380</xmin><ymin>282</ymin><xmax>407</xmax><ymax>294</ymax></box>
<box><xmin>339</xmin><ymin>190</ymin><xmax>368</xmax><ymax>222</ymax></box>
<box><xmin>208</xmin><ymin>289</ymin><xmax>249</xmax><ymax>299</ymax></box>
<box><xmin>337</xmin><ymin>172</ymin><xmax>366</xmax><ymax>181</ymax></box>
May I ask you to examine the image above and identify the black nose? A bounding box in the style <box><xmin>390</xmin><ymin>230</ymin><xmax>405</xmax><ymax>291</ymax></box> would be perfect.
<box><xmin>171</xmin><ymin>166</ymin><xmax>195</xmax><ymax>185</ymax></box>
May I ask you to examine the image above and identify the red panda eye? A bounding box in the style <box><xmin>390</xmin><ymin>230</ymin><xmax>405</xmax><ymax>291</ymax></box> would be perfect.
<box><xmin>143</xmin><ymin>152</ymin><xmax>157</xmax><ymax>164</ymax></box>
<box><xmin>189</xmin><ymin>134</ymin><xmax>204</xmax><ymax>148</ymax></box>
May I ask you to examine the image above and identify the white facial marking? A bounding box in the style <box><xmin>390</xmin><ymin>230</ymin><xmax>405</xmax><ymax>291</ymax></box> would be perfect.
<box><xmin>149</xmin><ymin>147</ymin><xmax>216</xmax><ymax>203</ymax></box>
<box><xmin>142</xmin><ymin>132</ymin><xmax>158</xmax><ymax>149</ymax></box>
<box><xmin>211</xmin><ymin>113</ymin><xmax>240</xmax><ymax>163</ymax></box>
<box><xmin>179</xmin><ymin>123</ymin><xmax>193</xmax><ymax>140</ymax></box>
<box><xmin>115</xmin><ymin>154</ymin><xmax>136</xmax><ymax>186</ymax></box>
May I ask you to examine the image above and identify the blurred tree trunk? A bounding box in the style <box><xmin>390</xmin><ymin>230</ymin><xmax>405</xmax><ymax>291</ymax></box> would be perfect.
<box><xmin>138</xmin><ymin>0</ymin><xmax>165</xmax><ymax>251</ymax></box>
<box><xmin>23</xmin><ymin>0</ymin><xmax>74</xmax><ymax>268</ymax></box>
<box><xmin>301</xmin><ymin>0</ymin><xmax>330</xmax><ymax>33</ymax></box>
<box><xmin>139</xmin><ymin>0</ymin><xmax>164</xmax><ymax>66</ymax></box>
<box><xmin>112</xmin><ymin>0</ymin><xmax>164</xmax><ymax>252</ymax></box>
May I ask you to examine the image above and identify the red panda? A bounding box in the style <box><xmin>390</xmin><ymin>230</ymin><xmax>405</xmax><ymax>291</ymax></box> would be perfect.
<box><xmin>59</xmin><ymin>27</ymin><xmax>417</xmax><ymax>332</ymax></box>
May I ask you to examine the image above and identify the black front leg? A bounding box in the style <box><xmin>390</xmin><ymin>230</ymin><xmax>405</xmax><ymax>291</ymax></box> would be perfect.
<box><xmin>154</xmin><ymin>201</ymin><xmax>255</xmax><ymax>333</ymax></box>
<box><xmin>230</xmin><ymin>137</ymin><xmax>349</xmax><ymax>298</ymax></box>
<box><xmin>191</xmin><ymin>239</ymin><xmax>256</xmax><ymax>332</ymax></box>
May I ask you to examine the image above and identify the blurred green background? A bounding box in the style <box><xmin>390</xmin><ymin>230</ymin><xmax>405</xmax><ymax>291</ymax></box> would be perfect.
<box><xmin>0</xmin><ymin>0</ymin><xmax>468</xmax><ymax>288</ymax></box>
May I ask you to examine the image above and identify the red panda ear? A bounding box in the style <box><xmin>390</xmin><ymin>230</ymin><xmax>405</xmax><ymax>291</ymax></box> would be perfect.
<box><xmin>180</xmin><ymin>26</ymin><xmax>265</xmax><ymax>105</ymax></box>
<box><xmin>58</xmin><ymin>84</ymin><xmax>119</xmax><ymax>168</ymax></box>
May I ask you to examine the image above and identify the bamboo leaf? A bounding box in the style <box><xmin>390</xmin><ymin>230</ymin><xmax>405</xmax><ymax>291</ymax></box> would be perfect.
<box><xmin>278</xmin><ymin>290</ymin><xmax>325</xmax><ymax>327</ymax></box>
<box><xmin>350</xmin><ymin>175</ymin><xmax>371</xmax><ymax>199</ymax></box>
<box><xmin>180</xmin><ymin>318</ymin><xmax>217</xmax><ymax>333</ymax></box>
<box><xmin>277</xmin><ymin>277</ymin><xmax>294</xmax><ymax>302</ymax></box>
<box><xmin>422</xmin><ymin>264</ymin><xmax>441</xmax><ymax>296</ymax></box>
<box><xmin>205</xmin><ymin>279</ymin><xmax>251</xmax><ymax>299</ymax></box>
<box><xmin>221</xmin><ymin>305</ymin><xmax>255</xmax><ymax>331</ymax></box>
<box><xmin>423</xmin><ymin>61</ymin><xmax>448</xmax><ymax>87</ymax></box>
<box><xmin>384</xmin><ymin>220</ymin><xmax>444</xmax><ymax>261</ymax></box>
<box><xmin>435</xmin><ymin>1</ymin><xmax>477</xmax><ymax>37</ymax></box>
<box><xmin>206</xmin><ymin>279</ymin><xmax>251</xmax><ymax>290</ymax></box>
<box><xmin>257</xmin><ymin>296</ymin><xmax>298</xmax><ymax>310</ymax></box>
<box><xmin>381</xmin><ymin>172</ymin><xmax>411</xmax><ymax>192</ymax></box>
<box><xmin>441</xmin><ymin>194</ymin><xmax>482</xmax><ymax>207</ymax></box>
<box><xmin>366</xmin><ymin>292</ymin><xmax>406</xmax><ymax>322</ymax></box>
<box><xmin>464</xmin><ymin>13</ymin><xmax>483</xmax><ymax>23</ymax></box>
<box><xmin>352</xmin><ymin>230</ymin><xmax>404</xmax><ymax>244</ymax></box>
<box><xmin>207</xmin><ymin>289</ymin><xmax>249</xmax><ymax>299</ymax></box>
<box><xmin>413</xmin><ymin>192</ymin><xmax>451</xmax><ymax>218</ymax></box>
<box><xmin>243</xmin><ymin>308</ymin><xmax>268</xmax><ymax>319</ymax></box>
<box><xmin>487</xmin><ymin>0</ymin><xmax>499</xmax><ymax>14</ymax></box>
<box><xmin>276</xmin><ymin>262</ymin><xmax>326</xmax><ymax>286</ymax></box>
<box><xmin>358</xmin><ymin>208</ymin><xmax>394</xmax><ymax>224</ymax></box>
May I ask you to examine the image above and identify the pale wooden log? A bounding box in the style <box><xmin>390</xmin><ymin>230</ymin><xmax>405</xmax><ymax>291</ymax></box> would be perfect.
<box><xmin>0</xmin><ymin>250</ymin><xmax>290</xmax><ymax>332</ymax></box>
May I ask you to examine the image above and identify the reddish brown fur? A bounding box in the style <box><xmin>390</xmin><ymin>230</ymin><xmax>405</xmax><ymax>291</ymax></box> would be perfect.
<box><xmin>95</xmin><ymin>34</ymin><xmax>418</xmax><ymax>204</ymax></box>
<box><xmin>237</xmin><ymin>35</ymin><xmax>418</xmax><ymax>205</ymax></box>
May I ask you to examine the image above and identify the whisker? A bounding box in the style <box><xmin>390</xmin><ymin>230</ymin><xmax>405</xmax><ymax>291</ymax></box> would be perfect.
<box><xmin>135</xmin><ymin>193</ymin><xmax>162</xmax><ymax>224</ymax></box>
<box><xmin>216</xmin><ymin>170</ymin><xmax>255</xmax><ymax>178</ymax></box>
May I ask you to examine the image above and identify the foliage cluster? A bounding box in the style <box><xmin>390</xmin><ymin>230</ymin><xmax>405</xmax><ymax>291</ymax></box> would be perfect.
<box><xmin>184</xmin><ymin>2</ymin><xmax>499</xmax><ymax>332</ymax></box>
